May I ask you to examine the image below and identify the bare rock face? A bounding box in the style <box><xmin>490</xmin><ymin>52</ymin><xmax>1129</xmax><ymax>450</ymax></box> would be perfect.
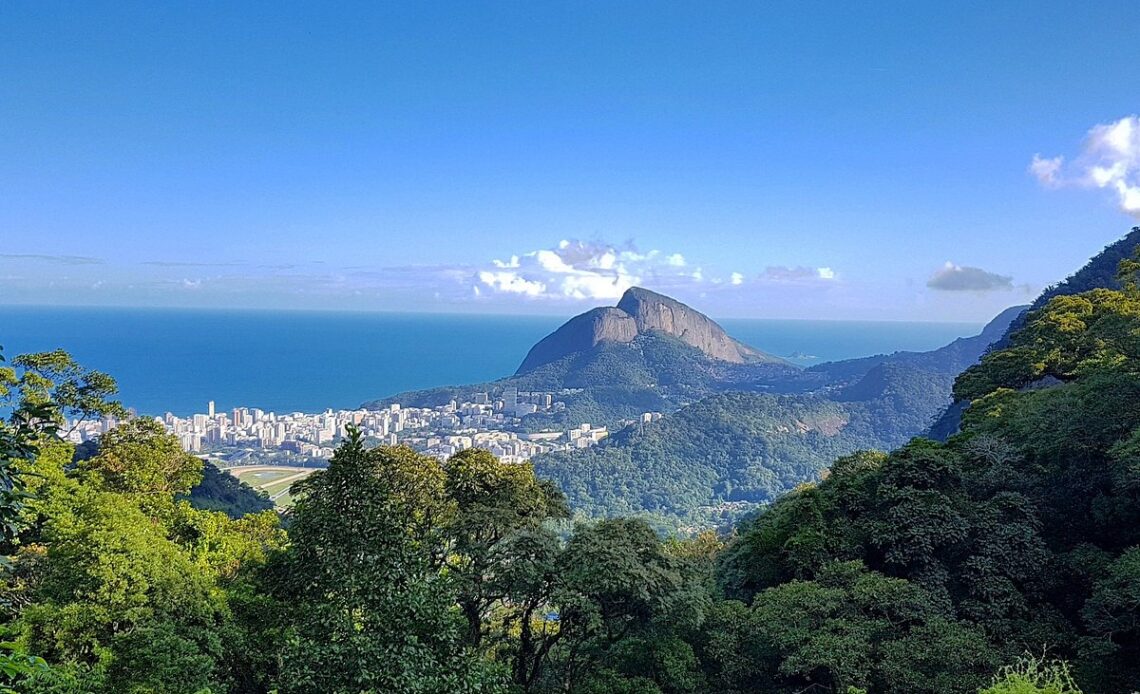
<box><xmin>616</xmin><ymin>287</ymin><xmax>763</xmax><ymax>364</ymax></box>
<box><xmin>515</xmin><ymin>287</ymin><xmax>772</xmax><ymax>374</ymax></box>
<box><xmin>516</xmin><ymin>307</ymin><xmax>638</xmax><ymax>373</ymax></box>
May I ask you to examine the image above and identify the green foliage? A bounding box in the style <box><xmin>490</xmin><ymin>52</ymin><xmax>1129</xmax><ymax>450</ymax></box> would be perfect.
<box><xmin>537</xmin><ymin>517</ymin><xmax>706</xmax><ymax>693</ymax></box>
<box><xmin>5</xmin><ymin>349</ymin><xmax>124</xmax><ymax>426</ymax></box>
<box><xmin>985</xmin><ymin>227</ymin><xmax>1140</xmax><ymax>354</ymax></box>
<box><xmin>980</xmin><ymin>657</ymin><xmax>1083</xmax><ymax>694</ymax></box>
<box><xmin>80</xmin><ymin>417</ymin><xmax>204</xmax><ymax>495</ymax></box>
<box><xmin>0</xmin><ymin>351</ymin><xmax>285</xmax><ymax>693</ymax></box>
<box><xmin>535</xmin><ymin>369</ymin><xmax>952</xmax><ymax>529</ymax></box>
<box><xmin>266</xmin><ymin>429</ymin><xmax>507</xmax><ymax>693</ymax></box>
<box><xmin>183</xmin><ymin>462</ymin><xmax>274</xmax><ymax>518</ymax></box>
<box><xmin>0</xmin><ymin>640</ymin><xmax>49</xmax><ymax>694</ymax></box>
<box><xmin>444</xmin><ymin>448</ymin><xmax>569</xmax><ymax>647</ymax></box>
<box><xmin>0</xmin><ymin>348</ymin><xmax>126</xmax><ymax>545</ymax></box>
<box><xmin>706</xmin><ymin>561</ymin><xmax>996</xmax><ymax>693</ymax></box>
<box><xmin>713</xmin><ymin>268</ymin><xmax>1140</xmax><ymax>692</ymax></box>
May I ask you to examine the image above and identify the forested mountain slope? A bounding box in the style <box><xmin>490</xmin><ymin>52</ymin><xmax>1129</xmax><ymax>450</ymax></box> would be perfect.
<box><xmin>808</xmin><ymin>304</ymin><xmax>1027</xmax><ymax>385</ymax></box>
<box><xmin>534</xmin><ymin>361</ymin><xmax>953</xmax><ymax>528</ymax></box>
<box><xmin>714</xmin><ymin>262</ymin><xmax>1140</xmax><ymax>692</ymax></box>
<box><xmin>929</xmin><ymin>226</ymin><xmax>1140</xmax><ymax>439</ymax></box>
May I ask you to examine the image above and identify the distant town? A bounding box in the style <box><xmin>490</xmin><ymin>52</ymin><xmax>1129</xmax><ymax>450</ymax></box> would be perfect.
<box><xmin>66</xmin><ymin>388</ymin><xmax>664</xmax><ymax>467</ymax></box>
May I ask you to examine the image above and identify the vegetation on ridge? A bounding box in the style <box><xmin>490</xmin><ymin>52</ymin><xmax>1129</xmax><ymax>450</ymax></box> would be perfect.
<box><xmin>534</xmin><ymin>361</ymin><xmax>956</xmax><ymax>528</ymax></box>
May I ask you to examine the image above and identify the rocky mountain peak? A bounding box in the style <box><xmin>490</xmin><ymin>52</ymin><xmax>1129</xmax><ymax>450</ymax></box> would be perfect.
<box><xmin>515</xmin><ymin>287</ymin><xmax>772</xmax><ymax>374</ymax></box>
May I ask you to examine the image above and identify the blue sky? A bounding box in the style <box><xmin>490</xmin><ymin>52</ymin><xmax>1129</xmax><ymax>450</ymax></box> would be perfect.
<box><xmin>2</xmin><ymin>2</ymin><xmax>1139</xmax><ymax>321</ymax></box>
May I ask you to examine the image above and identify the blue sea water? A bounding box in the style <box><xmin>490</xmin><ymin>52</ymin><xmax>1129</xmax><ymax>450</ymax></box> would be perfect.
<box><xmin>0</xmin><ymin>306</ymin><xmax>981</xmax><ymax>417</ymax></box>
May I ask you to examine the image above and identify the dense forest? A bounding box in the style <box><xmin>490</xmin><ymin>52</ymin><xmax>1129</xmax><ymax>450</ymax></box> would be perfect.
<box><xmin>2</xmin><ymin>249</ymin><xmax>1139</xmax><ymax>692</ymax></box>
<box><xmin>533</xmin><ymin>362</ymin><xmax>951</xmax><ymax>530</ymax></box>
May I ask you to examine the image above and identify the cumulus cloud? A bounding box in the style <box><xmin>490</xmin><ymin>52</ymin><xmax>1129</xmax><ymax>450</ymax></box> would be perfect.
<box><xmin>926</xmin><ymin>262</ymin><xmax>1013</xmax><ymax>292</ymax></box>
<box><xmin>476</xmin><ymin>270</ymin><xmax>546</xmax><ymax>296</ymax></box>
<box><xmin>476</xmin><ymin>239</ymin><xmax>698</xmax><ymax>301</ymax></box>
<box><xmin>730</xmin><ymin>272</ymin><xmax>744</xmax><ymax>286</ymax></box>
<box><xmin>1030</xmin><ymin>115</ymin><xmax>1140</xmax><ymax>218</ymax></box>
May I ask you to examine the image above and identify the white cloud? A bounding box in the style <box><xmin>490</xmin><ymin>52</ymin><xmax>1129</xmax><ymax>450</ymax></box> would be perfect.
<box><xmin>1029</xmin><ymin>154</ymin><xmax>1064</xmax><ymax>187</ymax></box>
<box><xmin>561</xmin><ymin>274</ymin><xmax>627</xmax><ymax>300</ymax></box>
<box><xmin>475</xmin><ymin>240</ymin><xmax>839</xmax><ymax>303</ymax></box>
<box><xmin>476</xmin><ymin>270</ymin><xmax>546</xmax><ymax>297</ymax></box>
<box><xmin>534</xmin><ymin>249</ymin><xmax>575</xmax><ymax>274</ymax></box>
<box><xmin>1031</xmin><ymin>115</ymin><xmax>1140</xmax><ymax>218</ymax></box>
<box><xmin>476</xmin><ymin>239</ymin><xmax>703</xmax><ymax>301</ymax></box>
<box><xmin>926</xmin><ymin>262</ymin><xmax>1013</xmax><ymax>292</ymax></box>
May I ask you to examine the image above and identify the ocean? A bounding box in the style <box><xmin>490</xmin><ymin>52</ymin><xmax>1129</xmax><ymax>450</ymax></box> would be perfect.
<box><xmin>0</xmin><ymin>306</ymin><xmax>981</xmax><ymax>417</ymax></box>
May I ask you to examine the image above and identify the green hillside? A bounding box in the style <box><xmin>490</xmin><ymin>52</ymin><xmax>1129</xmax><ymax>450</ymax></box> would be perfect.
<box><xmin>714</xmin><ymin>260</ymin><xmax>1140</xmax><ymax>692</ymax></box>
<box><xmin>534</xmin><ymin>361</ymin><xmax>953</xmax><ymax>528</ymax></box>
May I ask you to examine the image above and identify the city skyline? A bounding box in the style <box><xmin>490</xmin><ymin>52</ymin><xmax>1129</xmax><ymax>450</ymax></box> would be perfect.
<box><xmin>67</xmin><ymin>390</ymin><xmax>625</xmax><ymax>469</ymax></box>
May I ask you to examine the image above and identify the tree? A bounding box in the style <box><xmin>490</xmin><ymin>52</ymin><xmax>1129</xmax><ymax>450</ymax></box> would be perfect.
<box><xmin>267</xmin><ymin>429</ymin><xmax>505</xmax><ymax>693</ymax></box>
<box><xmin>1</xmin><ymin>348</ymin><xmax>126</xmax><ymax>545</ymax></box>
<box><xmin>730</xmin><ymin>562</ymin><xmax>997</xmax><ymax>693</ymax></box>
<box><xmin>546</xmin><ymin>518</ymin><xmax>704</xmax><ymax>693</ymax></box>
<box><xmin>6</xmin><ymin>349</ymin><xmax>124</xmax><ymax>431</ymax></box>
<box><xmin>0</xmin><ymin>351</ymin><xmax>282</xmax><ymax>693</ymax></box>
<box><xmin>443</xmin><ymin>448</ymin><xmax>569</xmax><ymax>648</ymax></box>
<box><xmin>980</xmin><ymin>657</ymin><xmax>1082</xmax><ymax>694</ymax></box>
<box><xmin>79</xmin><ymin>418</ymin><xmax>203</xmax><ymax>496</ymax></box>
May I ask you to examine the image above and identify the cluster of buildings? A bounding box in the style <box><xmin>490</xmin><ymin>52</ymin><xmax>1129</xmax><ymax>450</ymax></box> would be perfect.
<box><xmin>65</xmin><ymin>389</ymin><xmax>663</xmax><ymax>465</ymax></box>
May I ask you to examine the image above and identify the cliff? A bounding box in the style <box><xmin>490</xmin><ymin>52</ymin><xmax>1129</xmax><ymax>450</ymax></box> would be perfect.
<box><xmin>616</xmin><ymin>287</ymin><xmax>768</xmax><ymax>363</ymax></box>
<box><xmin>515</xmin><ymin>307</ymin><xmax>638</xmax><ymax>374</ymax></box>
<box><xmin>515</xmin><ymin>287</ymin><xmax>776</xmax><ymax>374</ymax></box>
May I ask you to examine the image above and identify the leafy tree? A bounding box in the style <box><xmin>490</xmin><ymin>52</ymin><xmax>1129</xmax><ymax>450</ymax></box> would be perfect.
<box><xmin>980</xmin><ymin>657</ymin><xmax>1082</xmax><ymax>694</ymax></box>
<box><xmin>80</xmin><ymin>418</ymin><xmax>203</xmax><ymax>496</ymax></box>
<box><xmin>1</xmin><ymin>348</ymin><xmax>125</xmax><ymax>546</ymax></box>
<box><xmin>728</xmin><ymin>561</ymin><xmax>996</xmax><ymax>693</ymax></box>
<box><xmin>545</xmin><ymin>518</ymin><xmax>706</xmax><ymax>693</ymax></box>
<box><xmin>443</xmin><ymin>448</ymin><xmax>569</xmax><ymax>648</ymax></box>
<box><xmin>266</xmin><ymin>428</ymin><xmax>505</xmax><ymax>693</ymax></box>
<box><xmin>5</xmin><ymin>349</ymin><xmax>124</xmax><ymax>430</ymax></box>
<box><xmin>0</xmin><ymin>351</ymin><xmax>283</xmax><ymax>693</ymax></box>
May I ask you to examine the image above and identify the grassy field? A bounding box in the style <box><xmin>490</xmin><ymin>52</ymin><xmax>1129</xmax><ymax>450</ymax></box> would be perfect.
<box><xmin>228</xmin><ymin>466</ymin><xmax>320</xmax><ymax>508</ymax></box>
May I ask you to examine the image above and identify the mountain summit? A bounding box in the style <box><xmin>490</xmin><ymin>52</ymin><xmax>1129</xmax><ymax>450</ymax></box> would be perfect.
<box><xmin>516</xmin><ymin>287</ymin><xmax>775</xmax><ymax>374</ymax></box>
